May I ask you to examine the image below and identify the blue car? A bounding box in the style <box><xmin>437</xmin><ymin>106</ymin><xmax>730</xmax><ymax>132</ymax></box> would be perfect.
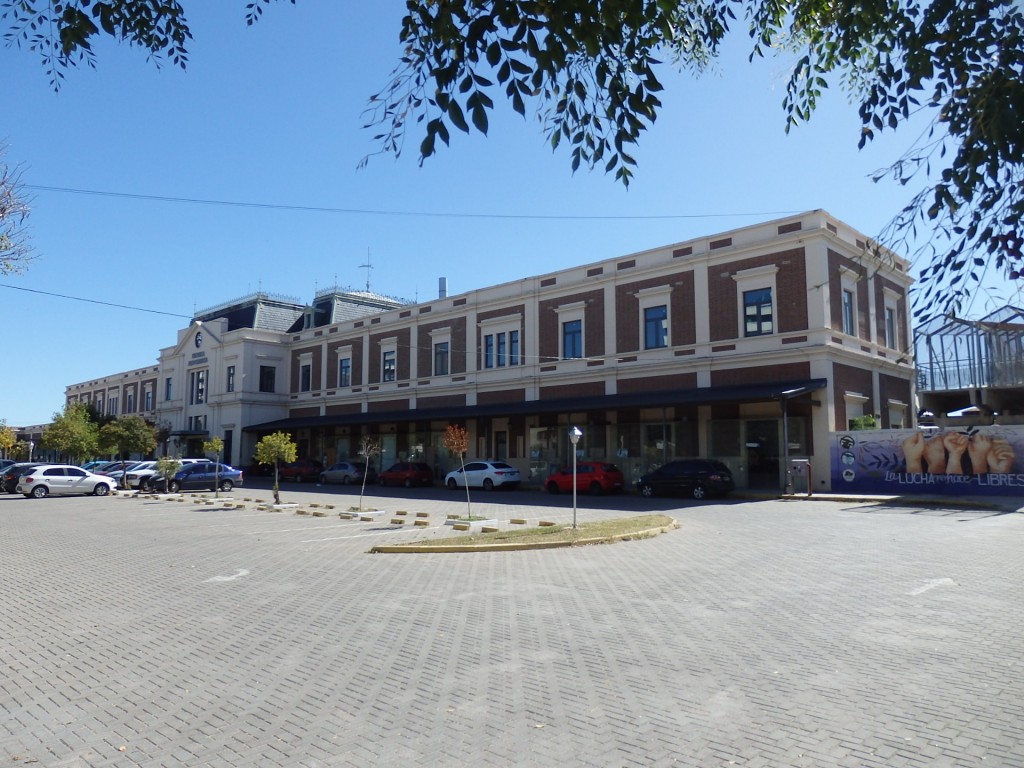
<box><xmin>156</xmin><ymin>462</ymin><xmax>243</xmax><ymax>493</ymax></box>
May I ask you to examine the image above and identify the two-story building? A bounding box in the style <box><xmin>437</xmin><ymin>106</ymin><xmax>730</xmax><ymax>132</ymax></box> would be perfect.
<box><xmin>66</xmin><ymin>210</ymin><xmax>914</xmax><ymax>491</ymax></box>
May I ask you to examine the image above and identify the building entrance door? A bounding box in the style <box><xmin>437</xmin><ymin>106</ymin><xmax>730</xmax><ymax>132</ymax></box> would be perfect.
<box><xmin>745</xmin><ymin>419</ymin><xmax>780</xmax><ymax>489</ymax></box>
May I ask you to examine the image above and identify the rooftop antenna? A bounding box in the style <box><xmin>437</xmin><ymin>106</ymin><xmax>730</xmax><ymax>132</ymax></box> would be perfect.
<box><xmin>359</xmin><ymin>247</ymin><xmax>373</xmax><ymax>293</ymax></box>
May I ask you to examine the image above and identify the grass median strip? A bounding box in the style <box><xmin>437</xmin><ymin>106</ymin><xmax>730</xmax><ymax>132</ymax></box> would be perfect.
<box><xmin>370</xmin><ymin>514</ymin><xmax>677</xmax><ymax>553</ymax></box>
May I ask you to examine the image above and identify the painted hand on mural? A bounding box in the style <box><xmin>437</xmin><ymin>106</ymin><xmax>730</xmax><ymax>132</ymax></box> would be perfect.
<box><xmin>901</xmin><ymin>432</ymin><xmax>925</xmax><ymax>473</ymax></box>
<box><xmin>967</xmin><ymin>434</ymin><xmax>993</xmax><ymax>475</ymax></box>
<box><xmin>923</xmin><ymin>434</ymin><xmax>948</xmax><ymax>474</ymax></box>
<box><xmin>988</xmin><ymin>439</ymin><xmax>1015</xmax><ymax>473</ymax></box>
<box><xmin>942</xmin><ymin>432</ymin><xmax>970</xmax><ymax>474</ymax></box>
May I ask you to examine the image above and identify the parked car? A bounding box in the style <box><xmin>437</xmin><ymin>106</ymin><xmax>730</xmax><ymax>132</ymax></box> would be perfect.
<box><xmin>319</xmin><ymin>461</ymin><xmax>374</xmax><ymax>485</ymax></box>
<box><xmin>545</xmin><ymin>462</ymin><xmax>625</xmax><ymax>495</ymax></box>
<box><xmin>2</xmin><ymin>463</ymin><xmax>46</xmax><ymax>494</ymax></box>
<box><xmin>444</xmin><ymin>460</ymin><xmax>522</xmax><ymax>491</ymax></box>
<box><xmin>152</xmin><ymin>462</ymin><xmax>243</xmax><ymax>493</ymax></box>
<box><xmin>130</xmin><ymin>458</ymin><xmax>205</xmax><ymax>491</ymax></box>
<box><xmin>80</xmin><ymin>460</ymin><xmax>109</xmax><ymax>471</ymax></box>
<box><xmin>0</xmin><ymin>458</ymin><xmax>16</xmax><ymax>473</ymax></box>
<box><xmin>93</xmin><ymin>460</ymin><xmax>134</xmax><ymax>476</ymax></box>
<box><xmin>17</xmin><ymin>465</ymin><xmax>117</xmax><ymax>498</ymax></box>
<box><xmin>279</xmin><ymin>458</ymin><xmax>325</xmax><ymax>483</ymax></box>
<box><xmin>379</xmin><ymin>462</ymin><xmax>434</xmax><ymax>488</ymax></box>
<box><xmin>635</xmin><ymin>459</ymin><xmax>735</xmax><ymax>499</ymax></box>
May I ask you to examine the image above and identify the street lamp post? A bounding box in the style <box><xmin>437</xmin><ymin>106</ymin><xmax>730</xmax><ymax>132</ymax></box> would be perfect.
<box><xmin>569</xmin><ymin>426</ymin><xmax>583</xmax><ymax>529</ymax></box>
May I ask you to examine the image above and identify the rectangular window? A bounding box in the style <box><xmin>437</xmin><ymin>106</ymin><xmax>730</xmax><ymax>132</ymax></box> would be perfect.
<box><xmin>189</xmin><ymin>370</ymin><xmax>206</xmax><ymax>405</ymax></box>
<box><xmin>644</xmin><ymin>305</ymin><xmax>668</xmax><ymax>349</ymax></box>
<box><xmin>126</xmin><ymin>393</ymin><xmax>135</xmax><ymax>413</ymax></box>
<box><xmin>496</xmin><ymin>332</ymin><xmax>507</xmax><ymax>367</ymax></box>
<box><xmin>300</xmin><ymin>363</ymin><xmax>312</xmax><ymax>392</ymax></box>
<box><xmin>434</xmin><ymin>341</ymin><xmax>450</xmax><ymax>376</ymax></box>
<box><xmin>885</xmin><ymin>307</ymin><xmax>897</xmax><ymax>349</ymax></box>
<box><xmin>165</xmin><ymin>377</ymin><xmax>172</xmax><ymax>401</ymax></box>
<box><xmin>108</xmin><ymin>396</ymin><xmax>118</xmax><ymax>416</ymax></box>
<box><xmin>562</xmin><ymin>319</ymin><xmax>583</xmax><ymax>359</ymax></box>
<box><xmin>259</xmin><ymin>365</ymin><xmax>276</xmax><ymax>393</ymax></box>
<box><xmin>144</xmin><ymin>390</ymin><xmax>153</xmax><ymax>411</ymax></box>
<box><xmin>509</xmin><ymin>330</ymin><xmax>520</xmax><ymax>365</ymax></box>
<box><xmin>484</xmin><ymin>334</ymin><xmax>495</xmax><ymax>369</ymax></box>
<box><xmin>743</xmin><ymin>288</ymin><xmax>773</xmax><ymax>337</ymax></box>
<box><xmin>842</xmin><ymin>289</ymin><xmax>856</xmax><ymax>335</ymax></box>
<box><xmin>226</xmin><ymin>365</ymin><xmax>235</xmax><ymax>393</ymax></box>
<box><xmin>339</xmin><ymin>358</ymin><xmax>351</xmax><ymax>387</ymax></box>
<box><xmin>382</xmin><ymin>350</ymin><xmax>396</xmax><ymax>382</ymax></box>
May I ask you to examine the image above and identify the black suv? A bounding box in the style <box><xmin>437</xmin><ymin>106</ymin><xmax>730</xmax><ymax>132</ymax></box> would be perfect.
<box><xmin>636</xmin><ymin>459</ymin><xmax>735</xmax><ymax>499</ymax></box>
<box><xmin>2</xmin><ymin>463</ymin><xmax>46</xmax><ymax>494</ymax></box>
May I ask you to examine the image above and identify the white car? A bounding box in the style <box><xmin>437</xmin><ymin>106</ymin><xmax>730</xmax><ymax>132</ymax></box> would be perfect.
<box><xmin>444</xmin><ymin>460</ymin><xmax>522</xmax><ymax>491</ymax></box>
<box><xmin>17</xmin><ymin>465</ymin><xmax>117</xmax><ymax>499</ymax></box>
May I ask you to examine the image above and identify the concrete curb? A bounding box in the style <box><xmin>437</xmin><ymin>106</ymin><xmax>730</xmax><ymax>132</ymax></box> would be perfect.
<box><xmin>368</xmin><ymin>520</ymin><xmax>679</xmax><ymax>554</ymax></box>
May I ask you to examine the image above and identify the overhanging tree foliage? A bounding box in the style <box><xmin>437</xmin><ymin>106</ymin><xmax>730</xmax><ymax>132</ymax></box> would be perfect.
<box><xmin>5</xmin><ymin>0</ymin><xmax>1022</xmax><ymax>318</ymax></box>
<box><xmin>0</xmin><ymin>145</ymin><xmax>33</xmax><ymax>276</ymax></box>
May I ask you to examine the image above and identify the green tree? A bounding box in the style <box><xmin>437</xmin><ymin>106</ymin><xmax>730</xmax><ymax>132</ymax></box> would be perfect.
<box><xmin>254</xmin><ymin>431</ymin><xmax>297</xmax><ymax>505</ymax></box>
<box><xmin>154</xmin><ymin>455</ymin><xmax>182</xmax><ymax>493</ymax></box>
<box><xmin>6</xmin><ymin>1</ymin><xmax>1022</xmax><ymax>316</ymax></box>
<box><xmin>41</xmin><ymin>402</ymin><xmax>99</xmax><ymax>463</ymax></box>
<box><xmin>203</xmin><ymin>435</ymin><xmax>224</xmax><ymax>497</ymax></box>
<box><xmin>98</xmin><ymin>416</ymin><xmax>157</xmax><ymax>486</ymax></box>
<box><xmin>0</xmin><ymin>420</ymin><xmax>16</xmax><ymax>459</ymax></box>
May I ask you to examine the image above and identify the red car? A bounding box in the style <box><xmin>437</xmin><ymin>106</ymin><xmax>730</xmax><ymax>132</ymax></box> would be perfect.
<box><xmin>278</xmin><ymin>458</ymin><xmax>325</xmax><ymax>483</ymax></box>
<box><xmin>545</xmin><ymin>462</ymin><xmax>625</xmax><ymax>495</ymax></box>
<box><xmin>378</xmin><ymin>462</ymin><xmax>434</xmax><ymax>488</ymax></box>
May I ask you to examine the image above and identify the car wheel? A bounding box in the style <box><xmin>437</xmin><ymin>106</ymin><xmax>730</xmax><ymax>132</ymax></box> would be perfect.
<box><xmin>546</xmin><ymin>481</ymin><xmax>560</xmax><ymax>494</ymax></box>
<box><xmin>168</xmin><ymin>480</ymin><xmax>181</xmax><ymax>493</ymax></box>
<box><xmin>319</xmin><ymin>474</ymin><xmax>328</xmax><ymax>484</ymax></box>
<box><xmin>31</xmin><ymin>484</ymin><xmax>49</xmax><ymax>499</ymax></box>
<box><xmin>589</xmin><ymin>481</ymin><xmax>603</xmax><ymax>495</ymax></box>
<box><xmin>404</xmin><ymin>478</ymin><xmax>413</xmax><ymax>489</ymax></box>
<box><xmin>139</xmin><ymin>478</ymin><xmax>150</xmax><ymax>492</ymax></box>
<box><xmin>219</xmin><ymin>479</ymin><xmax>234</xmax><ymax>492</ymax></box>
<box><xmin>342</xmin><ymin>475</ymin><xmax>352</xmax><ymax>485</ymax></box>
<box><xmin>639</xmin><ymin>484</ymin><xmax>655</xmax><ymax>498</ymax></box>
<box><xmin>93</xmin><ymin>483</ymin><xmax>110</xmax><ymax>497</ymax></box>
<box><xmin>446</xmin><ymin>478</ymin><xmax>457</xmax><ymax>490</ymax></box>
<box><xmin>692</xmin><ymin>484</ymin><xmax>706</xmax><ymax>500</ymax></box>
<box><xmin>483</xmin><ymin>478</ymin><xmax>495</xmax><ymax>491</ymax></box>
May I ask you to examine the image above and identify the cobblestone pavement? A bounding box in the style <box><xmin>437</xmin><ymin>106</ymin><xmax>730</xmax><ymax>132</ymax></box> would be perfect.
<box><xmin>1</xmin><ymin>484</ymin><xmax>1022</xmax><ymax>767</ymax></box>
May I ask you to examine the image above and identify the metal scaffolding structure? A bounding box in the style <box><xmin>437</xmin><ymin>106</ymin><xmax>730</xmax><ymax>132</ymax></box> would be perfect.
<box><xmin>915</xmin><ymin>306</ymin><xmax>1024</xmax><ymax>392</ymax></box>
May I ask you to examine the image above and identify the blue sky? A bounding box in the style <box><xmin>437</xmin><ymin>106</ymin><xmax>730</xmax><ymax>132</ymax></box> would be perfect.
<box><xmin>1</xmin><ymin>2</ymin><xmax>1016</xmax><ymax>427</ymax></box>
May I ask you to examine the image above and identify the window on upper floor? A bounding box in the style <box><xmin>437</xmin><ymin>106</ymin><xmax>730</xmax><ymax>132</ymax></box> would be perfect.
<box><xmin>144</xmin><ymin>389</ymin><xmax>153</xmax><ymax>411</ymax></box>
<box><xmin>164</xmin><ymin>377</ymin><xmax>173</xmax><ymax>401</ymax></box>
<box><xmin>226</xmin><ymin>365</ymin><xmax>235</xmax><ymax>393</ymax></box>
<box><xmin>743</xmin><ymin>288</ymin><xmax>773</xmax><ymax>337</ymax></box>
<box><xmin>885</xmin><ymin>307</ymin><xmax>897</xmax><ymax>350</ymax></box>
<box><xmin>126</xmin><ymin>393</ymin><xmax>135</xmax><ymax>413</ymax></box>
<box><xmin>382</xmin><ymin>350</ymin><xmax>396</xmax><ymax>382</ymax></box>
<box><xmin>259</xmin><ymin>365</ymin><xmax>276</xmax><ymax>393</ymax></box>
<box><xmin>562</xmin><ymin>319</ymin><xmax>583</xmax><ymax>359</ymax></box>
<box><xmin>108</xmin><ymin>396</ymin><xmax>118</xmax><ymax>416</ymax></box>
<box><xmin>434</xmin><ymin>341</ymin><xmax>450</xmax><ymax>376</ymax></box>
<box><xmin>189</xmin><ymin>369</ymin><xmax>206</xmax><ymax>404</ymax></box>
<box><xmin>299</xmin><ymin>363</ymin><xmax>312</xmax><ymax>392</ymax></box>
<box><xmin>484</xmin><ymin>334</ymin><xmax>495</xmax><ymax>369</ymax></box>
<box><xmin>338</xmin><ymin>357</ymin><xmax>351</xmax><ymax>388</ymax></box>
<box><xmin>842</xmin><ymin>289</ymin><xmax>856</xmax><ymax>336</ymax></box>
<box><xmin>644</xmin><ymin>305</ymin><xmax>668</xmax><ymax>349</ymax></box>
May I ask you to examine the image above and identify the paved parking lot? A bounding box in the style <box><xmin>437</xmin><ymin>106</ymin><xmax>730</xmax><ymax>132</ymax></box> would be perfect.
<box><xmin>2</xmin><ymin>485</ymin><xmax>1022</xmax><ymax>767</ymax></box>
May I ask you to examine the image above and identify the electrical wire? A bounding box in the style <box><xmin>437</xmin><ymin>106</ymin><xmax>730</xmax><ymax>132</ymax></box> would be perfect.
<box><xmin>0</xmin><ymin>282</ymin><xmax>190</xmax><ymax>318</ymax></box>
<box><xmin>24</xmin><ymin>184</ymin><xmax>801</xmax><ymax>222</ymax></box>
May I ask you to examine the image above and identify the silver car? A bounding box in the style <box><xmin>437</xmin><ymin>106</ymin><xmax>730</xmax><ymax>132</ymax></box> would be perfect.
<box><xmin>444</xmin><ymin>460</ymin><xmax>522</xmax><ymax>491</ymax></box>
<box><xmin>17</xmin><ymin>465</ymin><xmax>117</xmax><ymax>499</ymax></box>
